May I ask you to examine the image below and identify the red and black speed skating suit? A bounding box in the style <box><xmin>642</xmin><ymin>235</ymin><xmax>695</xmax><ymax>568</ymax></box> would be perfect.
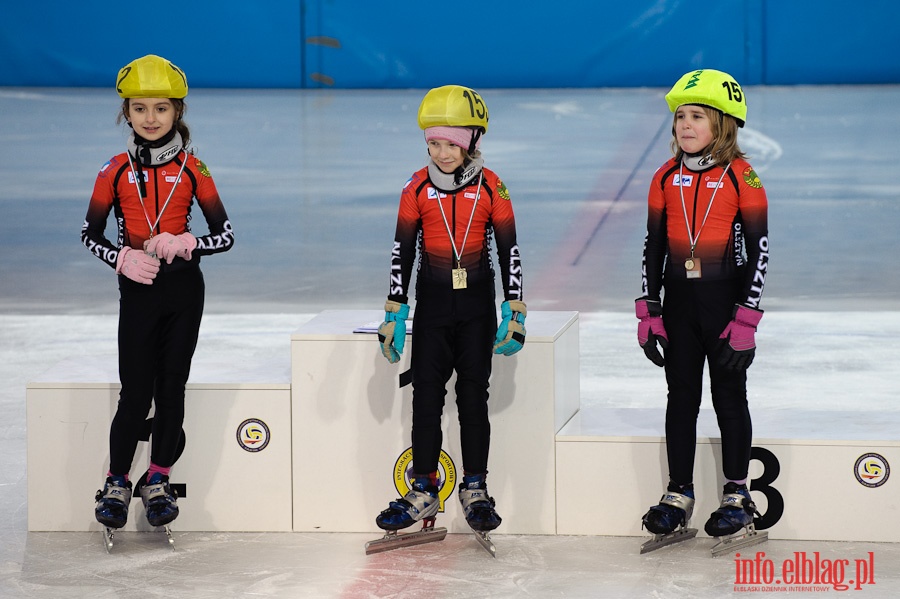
<box><xmin>81</xmin><ymin>147</ymin><xmax>233</xmax><ymax>477</ymax></box>
<box><xmin>389</xmin><ymin>164</ymin><xmax>523</xmax><ymax>476</ymax></box>
<box><xmin>641</xmin><ymin>157</ymin><xmax>768</xmax><ymax>485</ymax></box>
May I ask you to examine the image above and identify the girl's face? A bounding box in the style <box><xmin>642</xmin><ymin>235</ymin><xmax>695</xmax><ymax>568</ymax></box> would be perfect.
<box><xmin>126</xmin><ymin>97</ymin><xmax>176</xmax><ymax>141</ymax></box>
<box><xmin>674</xmin><ymin>105</ymin><xmax>714</xmax><ymax>154</ymax></box>
<box><xmin>427</xmin><ymin>139</ymin><xmax>466</xmax><ymax>173</ymax></box>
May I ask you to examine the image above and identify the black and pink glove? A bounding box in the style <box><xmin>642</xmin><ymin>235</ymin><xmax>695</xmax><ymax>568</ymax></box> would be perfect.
<box><xmin>635</xmin><ymin>298</ymin><xmax>667</xmax><ymax>367</ymax></box>
<box><xmin>718</xmin><ymin>305</ymin><xmax>763</xmax><ymax>370</ymax></box>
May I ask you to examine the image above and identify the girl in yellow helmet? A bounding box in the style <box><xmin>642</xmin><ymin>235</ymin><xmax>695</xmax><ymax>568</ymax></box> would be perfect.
<box><xmin>83</xmin><ymin>55</ymin><xmax>234</xmax><ymax>546</ymax></box>
<box><xmin>636</xmin><ymin>69</ymin><xmax>770</xmax><ymax>553</ymax></box>
<box><xmin>373</xmin><ymin>85</ymin><xmax>525</xmax><ymax>551</ymax></box>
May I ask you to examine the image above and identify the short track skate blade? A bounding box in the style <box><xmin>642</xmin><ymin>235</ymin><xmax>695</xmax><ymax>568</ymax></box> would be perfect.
<box><xmin>164</xmin><ymin>526</ymin><xmax>175</xmax><ymax>551</ymax></box>
<box><xmin>710</xmin><ymin>528</ymin><xmax>768</xmax><ymax>558</ymax></box>
<box><xmin>365</xmin><ymin>526</ymin><xmax>448</xmax><ymax>555</ymax></box>
<box><xmin>102</xmin><ymin>527</ymin><xmax>115</xmax><ymax>553</ymax></box>
<box><xmin>640</xmin><ymin>527</ymin><xmax>698</xmax><ymax>554</ymax></box>
<box><xmin>473</xmin><ymin>530</ymin><xmax>496</xmax><ymax>558</ymax></box>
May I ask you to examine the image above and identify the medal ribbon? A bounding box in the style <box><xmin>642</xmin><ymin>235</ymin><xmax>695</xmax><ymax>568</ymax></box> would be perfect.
<box><xmin>437</xmin><ymin>171</ymin><xmax>483</xmax><ymax>268</ymax></box>
<box><xmin>679</xmin><ymin>161</ymin><xmax>730</xmax><ymax>258</ymax></box>
<box><xmin>126</xmin><ymin>150</ymin><xmax>188</xmax><ymax>238</ymax></box>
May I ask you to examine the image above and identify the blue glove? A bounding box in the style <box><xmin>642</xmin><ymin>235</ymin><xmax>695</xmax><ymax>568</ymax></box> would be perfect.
<box><xmin>377</xmin><ymin>300</ymin><xmax>410</xmax><ymax>364</ymax></box>
<box><xmin>493</xmin><ymin>300</ymin><xmax>527</xmax><ymax>356</ymax></box>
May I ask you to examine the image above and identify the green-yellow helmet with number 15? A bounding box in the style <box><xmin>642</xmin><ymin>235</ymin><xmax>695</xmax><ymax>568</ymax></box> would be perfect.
<box><xmin>417</xmin><ymin>85</ymin><xmax>489</xmax><ymax>133</ymax></box>
<box><xmin>116</xmin><ymin>55</ymin><xmax>188</xmax><ymax>99</ymax></box>
<box><xmin>665</xmin><ymin>69</ymin><xmax>746</xmax><ymax>127</ymax></box>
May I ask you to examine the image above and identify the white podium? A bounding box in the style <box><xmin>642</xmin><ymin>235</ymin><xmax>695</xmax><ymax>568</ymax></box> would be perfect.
<box><xmin>26</xmin><ymin>356</ymin><xmax>293</xmax><ymax>532</ymax></box>
<box><xmin>291</xmin><ymin>310</ymin><xmax>580</xmax><ymax>534</ymax></box>
<box><xmin>556</xmin><ymin>407</ymin><xmax>900</xmax><ymax>542</ymax></box>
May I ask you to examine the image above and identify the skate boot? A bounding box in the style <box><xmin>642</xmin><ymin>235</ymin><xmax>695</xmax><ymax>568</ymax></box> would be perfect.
<box><xmin>139</xmin><ymin>472</ymin><xmax>179</xmax><ymax>527</ymax></box>
<box><xmin>704</xmin><ymin>482</ymin><xmax>755</xmax><ymax>536</ymax></box>
<box><xmin>459</xmin><ymin>473</ymin><xmax>501</xmax><ymax>557</ymax></box>
<box><xmin>95</xmin><ymin>475</ymin><xmax>133</xmax><ymax>529</ymax></box>
<box><xmin>366</xmin><ymin>477</ymin><xmax>446</xmax><ymax>555</ymax></box>
<box><xmin>643</xmin><ymin>482</ymin><xmax>694</xmax><ymax>534</ymax></box>
<box><xmin>706</xmin><ymin>482</ymin><xmax>768</xmax><ymax>557</ymax></box>
<box><xmin>640</xmin><ymin>482</ymin><xmax>698</xmax><ymax>554</ymax></box>
<box><xmin>458</xmin><ymin>473</ymin><xmax>501</xmax><ymax>532</ymax></box>
<box><xmin>375</xmin><ymin>478</ymin><xmax>440</xmax><ymax>531</ymax></box>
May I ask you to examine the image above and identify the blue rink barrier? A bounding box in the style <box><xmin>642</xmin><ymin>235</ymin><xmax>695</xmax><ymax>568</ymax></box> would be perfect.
<box><xmin>2</xmin><ymin>1</ymin><xmax>899</xmax><ymax>89</ymax></box>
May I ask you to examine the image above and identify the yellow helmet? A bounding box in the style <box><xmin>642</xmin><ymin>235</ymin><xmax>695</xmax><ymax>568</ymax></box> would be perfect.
<box><xmin>116</xmin><ymin>55</ymin><xmax>188</xmax><ymax>99</ymax></box>
<box><xmin>665</xmin><ymin>69</ymin><xmax>746</xmax><ymax>127</ymax></box>
<box><xmin>417</xmin><ymin>85</ymin><xmax>489</xmax><ymax>132</ymax></box>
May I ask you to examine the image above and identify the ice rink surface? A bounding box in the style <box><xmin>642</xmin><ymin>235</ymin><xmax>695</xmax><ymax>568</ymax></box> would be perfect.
<box><xmin>2</xmin><ymin>85</ymin><xmax>900</xmax><ymax>597</ymax></box>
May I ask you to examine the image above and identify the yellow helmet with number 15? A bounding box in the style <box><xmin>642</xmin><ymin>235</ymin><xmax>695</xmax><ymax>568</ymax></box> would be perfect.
<box><xmin>665</xmin><ymin>69</ymin><xmax>746</xmax><ymax>127</ymax></box>
<box><xmin>417</xmin><ymin>85</ymin><xmax>489</xmax><ymax>133</ymax></box>
<box><xmin>116</xmin><ymin>55</ymin><xmax>188</xmax><ymax>99</ymax></box>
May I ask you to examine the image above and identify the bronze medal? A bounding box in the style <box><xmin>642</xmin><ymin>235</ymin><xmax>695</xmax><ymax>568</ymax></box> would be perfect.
<box><xmin>679</xmin><ymin>163</ymin><xmax>729</xmax><ymax>283</ymax></box>
<box><xmin>685</xmin><ymin>257</ymin><xmax>702</xmax><ymax>279</ymax></box>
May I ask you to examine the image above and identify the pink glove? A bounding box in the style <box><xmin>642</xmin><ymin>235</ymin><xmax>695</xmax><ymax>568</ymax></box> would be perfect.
<box><xmin>636</xmin><ymin>298</ymin><xmax>667</xmax><ymax>367</ymax></box>
<box><xmin>116</xmin><ymin>247</ymin><xmax>160</xmax><ymax>284</ymax></box>
<box><xmin>718</xmin><ymin>305</ymin><xmax>763</xmax><ymax>370</ymax></box>
<box><xmin>144</xmin><ymin>232</ymin><xmax>197</xmax><ymax>264</ymax></box>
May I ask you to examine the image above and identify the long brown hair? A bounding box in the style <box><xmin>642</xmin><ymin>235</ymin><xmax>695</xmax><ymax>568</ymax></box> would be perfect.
<box><xmin>117</xmin><ymin>98</ymin><xmax>191</xmax><ymax>146</ymax></box>
<box><xmin>670</xmin><ymin>105</ymin><xmax>745</xmax><ymax>166</ymax></box>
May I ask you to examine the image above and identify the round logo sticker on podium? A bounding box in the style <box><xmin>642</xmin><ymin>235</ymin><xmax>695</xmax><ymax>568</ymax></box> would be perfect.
<box><xmin>237</xmin><ymin>418</ymin><xmax>271</xmax><ymax>453</ymax></box>
<box><xmin>391</xmin><ymin>447</ymin><xmax>457</xmax><ymax>511</ymax></box>
<box><xmin>854</xmin><ymin>452</ymin><xmax>890</xmax><ymax>488</ymax></box>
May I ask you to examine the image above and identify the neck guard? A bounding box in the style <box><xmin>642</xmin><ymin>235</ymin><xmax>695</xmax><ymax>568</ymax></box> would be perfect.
<box><xmin>428</xmin><ymin>153</ymin><xmax>484</xmax><ymax>192</ymax></box>
<box><xmin>128</xmin><ymin>130</ymin><xmax>184</xmax><ymax>166</ymax></box>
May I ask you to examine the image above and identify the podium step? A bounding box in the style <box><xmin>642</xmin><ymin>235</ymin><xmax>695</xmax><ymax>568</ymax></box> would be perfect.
<box><xmin>555</xmin><ymin>407</ymin><xmax>900</xmax><ymax>542</ymax></box>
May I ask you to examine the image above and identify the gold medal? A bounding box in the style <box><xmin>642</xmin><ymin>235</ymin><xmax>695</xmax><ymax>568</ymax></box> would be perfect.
<box><xmin>435</xmin><ymin>172</ymin><xmax>483</xmax><ymax>293</ymax></box>
<box><xmin>685</xmin><ymin>258</ymin><xmax>694</xmax><ymax>270</ymax></box>
<box><xmin>452</xmin><ymin>267</ymin><xmax>468</xmax><ymax>289</ymax></box>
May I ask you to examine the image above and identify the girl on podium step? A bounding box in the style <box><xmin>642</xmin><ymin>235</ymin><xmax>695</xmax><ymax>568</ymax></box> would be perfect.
<box><xmin>375</xmin><ymin>85</ymin><xmax>526</xmax><ymax>539</ymax></box>
<box><xmin>635</xmin><ymin>69</ymin><xmax>770</xmax><ymax>549</ymax></box>
<box><xmin>82</xmin><ymin>55</ymin><xmax>234</xmax><ymax>536</ymax></box>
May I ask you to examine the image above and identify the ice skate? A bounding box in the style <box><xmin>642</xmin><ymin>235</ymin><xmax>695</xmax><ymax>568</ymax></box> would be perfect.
<box><xmin>95</xmin><ymin>475</ymin><xmax>133</xmax><ymax>553</ymax></box>
<box><xmin>137</xmin><ymin>472</ymin><xmax>179</xmax><ymax>549</ymax></box>
<box><xmin>706</xmin><ymin>482</ymin><xmax>768</xmax><ymax>557</ymax></box>
<box><xmin>640</xmin><ymin>483</ymin><xmax>698</xmax><ymax>554</ymax></box>
<box><xmin>458</xmin><ymin>473</ymin><xmax>501</xmax><ymax>557</ymax></box>
<box><xmin>366</xmin><ymin>480</ymin><xmax>445</xmax><ymax>555</ymax></box>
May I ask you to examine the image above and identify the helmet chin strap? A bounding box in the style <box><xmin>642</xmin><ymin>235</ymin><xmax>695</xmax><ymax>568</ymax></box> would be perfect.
<box><xmin>468</xmin><ymin>129</ymin><xmax>483</xmax><ymax>154</ymax></box>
